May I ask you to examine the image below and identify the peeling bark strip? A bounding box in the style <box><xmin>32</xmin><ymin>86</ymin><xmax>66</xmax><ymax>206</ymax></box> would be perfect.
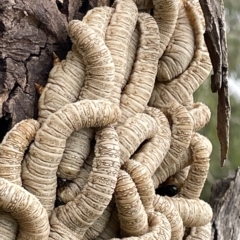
<box><xmin>22</xmin><ymin>100</ymin><xmax>121</xmax><ymax>215</ymax></box>
<box><xmin>0</xmin><ymin>177</ymin><xmax>50</xmax><ymax>240</ymax></box>
<box><xmin>199</xmin><ymin>0</ymin><xmax>230</xmax><ymax>167</ymax></box>
<box><xmin>50</xmin><ymin>126</ymin><xmax>121</xmax><ymax>239</ymax></box>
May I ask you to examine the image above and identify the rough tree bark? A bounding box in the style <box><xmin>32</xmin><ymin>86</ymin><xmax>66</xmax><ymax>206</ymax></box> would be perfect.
<box><xmin>0</xmin><ymin>0</ymin><xmax>236</xmax><ymax>239</ymax></box>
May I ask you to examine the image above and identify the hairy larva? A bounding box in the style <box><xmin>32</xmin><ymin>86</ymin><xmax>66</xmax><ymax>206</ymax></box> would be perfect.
<box><xmin>0</xmin><ymin>178</ymin><xmax>50</xmax><ymax>240</ymax></box>
<box><xmin>37</xmin><ymin>49</ymin><xmax>85</xmax><ymax>124</ymax></box>
<box><xmin>153</xmin><ymin>194</ymin><xmax>184</xmax><ymax>239</ymax></box>
<box><xmin>22</xmin><ymin>100</ymin><xmax>121</xmax><ymax>215</ymax></box>
<box><xmin>109</xmin><ymin>211</ymin><xmax>171</xmax><ymax>240</ymax></box>
<box><xmin>154</xmin><ymin>195</ymin><xmax>213</xmax><ymax>227</ymax></box>
<box><xmin>119</xmin><ymin>13</ymin><xmax>161</xmax><ymax>122</ymax></box>
<box><xmin>185</xmin><ymin>222</ymin><xmax>211</xmax><ymax>240</ymax></box>
<box><xmin>157</xmin><ymin>0</ymin><xmax>195</xmax><ymax>82</ymax></box>
<box><xmin>116</xmin><ymin>112</ymin><xmax>158</xmax><ymax>165</ymax></box>
<box><xmin>50</xmin><ymin>126</ymin><xmax>120</xmax><ymax>239</ymax></box>
<box><xmin>153</xmin><ymin>103</ymin><xmax>193</xmax><ymax>186</ymax></box>
<box><xmin>153</xmin><ymin>0</ymin><xmax>181</xmax><ymax>57</ymax></box>
<box><xmin>179</xmin><ymin>133</ymin><xmax>212</xmax><ymax>199</ymax></box>
<box><xmin>105</xmin><ymin>0</ymin><xmax>138</xmax><ymax>105</ymax></box>
<box><xmin>115</xmin><ymin>169</ymin><xmax>149</xmax><ymax>237</ymax></box>
<box><xmin>132</xmin><ymin>106</ymin><xmax>171</xmax><ymax>176</ymax></box>
<box><xmin>149</xmin><ymin>0</ymin><xmax>212</xmax><ymax>108</ymax></box>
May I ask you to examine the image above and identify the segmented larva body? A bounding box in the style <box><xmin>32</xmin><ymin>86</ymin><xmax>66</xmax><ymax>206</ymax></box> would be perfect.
<box><xmin>115</xmin><ymin>170</ymin><xmax>149</xmax><ymax>237</ymax></box>
<box><xmin>154</xmin><ymin>195</ymin><xmax>212</xmax><ymax>228</ymax></box>
<box><xmin>0</xmin><ymin>119</ymin><xmax>39</xmax><ymax>240</ymax></box>
<box><xmin>189</xmin><ymin>102</ymin><xmax>211</xmax><ymax>131</ymax></box>
<box><xmin>157</xmin><ymin>0</ymin><xmax>195</xmax><ymax>82</ymax></box>
<box><xmin>119</xmin><ymin>12</ymin><xmax>161</xmax><ymax>123</ymax></box>
<box><xmin>122</xmin><ymin>159</ymin><xmax>155</xmax><ymax>213</ymax></box>
<box><xmin>153</xmin><ymin>0</ymin><xmax>180</xmax><ymax>57</ymax></box>
<box><xmin>110</xmin><ymin>211</ymin><xmax>171</xmax><ymax>240</ymax></box>
<box><xmin>153</xmin><ymin>103</ymin><xmax>193</xmax><ymax>186</ymax></box>
<box><xmin>153</xmin><ymin>195</ymin><xmax>184</xmax><ymax>240</ymax></box>
<box><xmin>149</xmin><ymin>0</ymin><xmax>212</xmax><ymax>108</ymax></box>
<box><xmin>0</xmin><ymin>178</ymin><xmax>50</xmax><ymax>240</ymax></box>
<box><xmin>82</xmin><ymin>6</ymin><xmax>114</xmax><ymax>39</ymax></box>
<box><xmin>105</xmin><ymin>0</ymin><xmax>138</xmax><ymax>105</ymax></box>
<box><xmin>132</xmin><ymin>106</ymin><xmax>171</xmax><ymax>176</ymax></box>
<box><xmin>116</xmin><ymin>112</ymin><xmax>158</xmax><ymax>165</ymax></box>
<box><xmin>179</xmin><ymin>133</ymin><xmax>212</xmax><ymax>199</ymax></box>
<box><xmin>22</xmin><ymin>100</ymin><xmax>121</xmax><ymax>215</ymax></box>
<box><xmin>57</xmin><ymin>150</ymin><xmax>94</xmax><ymax>203</ymax></box>
<box><xmin>50</xmin><ymin>126</ymin><xmax>121</xmax><ymax>239</ymax></box>
<box><xmin>37</xmin><ymin>49</ymin><xmax>85</xmax><ymax>124</ymax></box>
<box><xmin>185</xmin><ymin>222</ymin><xmax>211</xmax><ymax>240</ymax></box>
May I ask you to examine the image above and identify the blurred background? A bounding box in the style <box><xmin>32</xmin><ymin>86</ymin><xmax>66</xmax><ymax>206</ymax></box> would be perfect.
<box><xmin>196</xmin><ymin>0</ymin><xmax>240</xmax><ymax>200</ymax></box>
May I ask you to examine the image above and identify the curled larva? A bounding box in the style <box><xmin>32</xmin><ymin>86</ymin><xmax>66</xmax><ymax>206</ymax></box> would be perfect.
<box><xmin>179</xmin><ymin>133</ymin><xmax>212</xmax><ymax>199</ymax></box>
<box><xmin>189</xmin><ymin>102</ymin><xmax>211</xmax><ymax>131</ymax></box>
<box><xmin>116</xmin><ymin>112</ymin><xmax>158</xmax><ymax>165</ymax></box>
<box><xmin>115</xmin><ymin>169</ymin><xmax>149</xmax><ymax>237</ymax></box>
<box><xmin>50</xmin><ymin>126</ymin><xmax>121</xmax><ymax>239</ymax></box>
<box><xmin>153</xmin><ymin>103</ymin><xmax>193</xmax><ymax>186</ymax></box>
<box><xmin>153</xmin><ymin>194</ymin><xmax>184</xmax><ymax>240</ymax></box>
<box><xmin>110</xmin><ymin>211</ymin><xmax>171</xmax><ymax>240</ymax></box>
<box><xmin>122</xmin><ymin>159</ymin><xmax>155</xmax><ymax>214</ymax></box>
<box><xmin>153</xmin><ymin>0</ymin><xmax>181</xmax><ymax>57</ymax></box>
<box><xmin>154</xmin><ymin>195</ymin><xmax>213</xmax><ymax>227</ymax></box>
<box><xmin>37</xmin><ymin>49</ymin><xmax>85</xmax><ymax>124</ymax></box>
<box><xmin>157</xmin><ymin>0</ymin><xmax>195</xmax><ymax>82</ymax></box>
<box><xmin>82</xmin><ymin>6</ymin><xmax>114</xmax><ymax>39</ymax></box>
<box><xmin>22</xmin><ymin>99</ymin><xmax>121</xmax><ymax>215</ymax></box>
<box><xmin>119</xmin><ymin>12</ymin><xmax>161</xmax><ymax>122</ymax></box>
<box><xmin>132</xmin><ymin>106</ymin><xmax>171</xmax><ymax>176</ymax></box>
<box><xmin>105</xmin><ymin>0</ymin><xmax>138</xmax><ymax>105</ymax></box>
<box><xmin>149</xmin><ymin>0</ymin><xmax>212</xmax><ymax>108</ymax></box>
<box><xmin>0</xmin><ymin>177</ymin><xmax>50</xmax><ymax>240</ymax></box>
<box><xmin>185</xmin><ymin>222</ymin><xmax>211</xmax><ymax>240</ymax></box>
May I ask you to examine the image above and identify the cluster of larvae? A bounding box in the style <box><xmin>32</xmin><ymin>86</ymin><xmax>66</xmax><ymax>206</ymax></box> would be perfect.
<box><xmin>0</xmin><ymin>0</ymin><xmax>214</xmax><ymax>239</ymax></box>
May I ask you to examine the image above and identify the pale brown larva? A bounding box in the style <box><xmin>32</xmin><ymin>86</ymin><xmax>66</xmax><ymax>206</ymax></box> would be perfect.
<box><xmin>157</xmin><ymin>0</ymin><xmax>195</xmax><ymax>82</ymax></box>
<box><xmin>22</xmin><ymin>100</ymin><xmax>121</xmax><ymax>216</ymax></box>
<box><xmin>119</xmin><ymin>12</ymin><xmax>161</xmax><ymax>123</ymax></box>
<box><xmin>149</xmin><ymin>0</ymin><xmax>212</xmax><ymax>108</ymax></box>
<box><xmin>50</xmin><ymin>125</ymin><xmax>121</xmax><ymax>239</ymax></box>
<box><xmin>185</xmin><ymin>222</ymin><xmax>211</xmax><ymax>240</ymax></box>
<box><xmin>0</xmin><ymin>177</ymin><xmax>50</xmax><ymax>240</ymax></box>
<box><xmin>105</xmin><ymin>0</ymin><xmax>138</xmax><ymax>105</ymax></box>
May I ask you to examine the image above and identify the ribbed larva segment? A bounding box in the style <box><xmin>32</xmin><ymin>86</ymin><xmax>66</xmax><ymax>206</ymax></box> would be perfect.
<box><xmin>0</xmin><ymin>178</ymin><xmax>49</xmax><ymax>240</ymax></box>
<box><xmin>153</xmin><ymin>0</ymin><xmax>180</xmax><ymax>57</ymax></box>
<box><xmin>109</xmin><ymin>211</ymin><xmax>171</xmax><ymax>240</ymax></box>
<box><xmin>189</xmin><ymin>102</ymin><xmax>211</xmax><ymax>131</ymax></box>
<box><xmin>57</xmin><ymin>128</ymin><xmax>94</xmax><ymax>180</ymax></box>
<box><xmin>119</xmin><ymin>13</ymin><xmax>161</xmax><ymax>122</ymax></box>
<box><xmin>123</xmin><ymin>159</ymin><xmax>155</xmax><ymax>213</ymax></box>
<box><xmin>149</xmin><ymin>1</ymin><xmax>212</xmax><ymax>108</ymax></box>
<box><xmin>162</xmin><ymin>196</ymin><xmax>213</xmax><ymax>227</ymax></box>
<box><xmin>180</xmin><ymin>133</ymin><xmax>212</xmax><ymax>199</ymax></box>
<box><xmin>22</xmin><ymin>100</ymin><xmax>121</xmax><ymax>215</ymax></box>
<box><xmin>115</xmin><ymin>170</ymin><xmax>149</xmax><ymax>237</ymax></box>
<box><xmin>185</xmin><ymin>222</ymin><xmax>211</xmax><ymax>240</ymax></box>
<box><xmin>68</xmin><ymin>20</ymin><xmax>115</xmax><ymax>101</ymax></box>
<box><xmin>0</xmin><ymin>212</ymin><xmax>18</xmax><ymax>240</ymax></box>
<box><xmin>38</xmin><ymin>50</ymin><xmax>85</xmax><ymax>124</ymax></box>
<box><xmin>153</xmin><ymin>103</ymin><xmax>193</xmax><ymax>185</ymax></box>
<box><xmin>51</xmin><ymin>126</ymin><xmax>121</xmax><ymax>239</ymax></box>
<box><xmin>116</xmin><ymin>113</ymin><xmax>158</xmax><ymax>165</ymax></box>
<box><xmin>153</xmin><ymin>195</ymin><xmax>184</xmax><ymax>240</ymax></box>
<box><xmin>57</xmin><ymin>151</ymin><xmax>94</xmax><ymax>203</ymax></box>
<box><xmin>0</xmin><ymin>119</ymin><xmax>39</xmax><ymax>185</ymax></box>
<box><xmin>157</xmin><ymin>0</ymin><xmax>195</xmax><ymax>82</ymax></box>
<box><xmin>133</xmin><ymin>107</ymin><xmax>171</xmax><ymax>176</ymax></box>
<box><xmin>105</xmin><ymin>0</ymin><xmax>138</xmax><ymax>105</ymax></box>
<box><xmin>82</xmin><ymin>6</ymin><xmax>114</xmax><ymax>39</ymax></box>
